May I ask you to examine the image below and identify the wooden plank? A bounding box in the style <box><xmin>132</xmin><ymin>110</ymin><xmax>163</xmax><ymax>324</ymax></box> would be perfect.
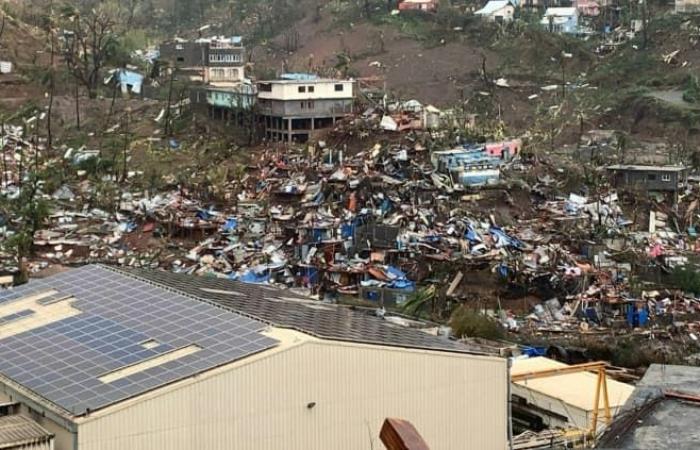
<box><xmin>380</xmin><ymin>418</ymin><xmax>430</xmax><ymax>450</ymax></box>
<box><xmin>445</xmin><ymin>271</ymin><xmax>463</xmax><ymax>298</ymax></box>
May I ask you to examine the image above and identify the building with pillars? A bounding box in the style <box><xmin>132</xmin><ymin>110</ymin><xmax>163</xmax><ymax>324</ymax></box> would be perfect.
<box><xmin>257</xmin><ymin>74</ymin><xmax>354</xmax><ymax>143</ymax></box>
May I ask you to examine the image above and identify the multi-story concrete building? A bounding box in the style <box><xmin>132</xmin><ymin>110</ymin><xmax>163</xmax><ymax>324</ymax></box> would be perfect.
<box><xmin>257</xmin><ymin>74</ymin><xmax>355</xmax><ymax>143</ymax></box>
<box><xmin>159</xmin><ymin>36</ymin><xmax>245</xmax><ymax>83</ymax></box>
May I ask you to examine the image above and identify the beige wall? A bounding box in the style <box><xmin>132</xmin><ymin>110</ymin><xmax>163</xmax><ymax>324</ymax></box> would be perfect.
<box><xmin>77</xmin><ymin>330</ymin><xmax>507</xmax><ymax>450</ymax></box>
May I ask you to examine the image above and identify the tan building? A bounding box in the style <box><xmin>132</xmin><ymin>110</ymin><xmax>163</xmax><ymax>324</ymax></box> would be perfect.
<box><xmin>0</xmin><ymin>265</ymin><xmax>508</xmax><ymax>450</ymax></box>
<box><xmin>511</xmin><ymin>357</ymin><xmax>633</xmax><ymax>431</ymax></box>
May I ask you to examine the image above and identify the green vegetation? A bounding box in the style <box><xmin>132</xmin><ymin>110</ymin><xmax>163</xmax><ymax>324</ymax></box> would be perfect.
<box><xmin>449</xmin><ymin>306</ymin><xmax>504</xmax><ymax>340</ymax></box>
<box><xmin>683</xmin><ymin>75</ymin><xmax>700</xmax><ymax>104</ymax></box>
<box><xmin>670</xmin><ymin>266</ymin><xmax>700</xmax><ymax>294</ymax></box>
<box><xmin>402</xmin><ymin>285</ymin><xmax>436</xmax><ymax>317</ymax></box>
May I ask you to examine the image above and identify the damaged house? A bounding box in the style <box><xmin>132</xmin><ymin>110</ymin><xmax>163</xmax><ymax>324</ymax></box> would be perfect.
<box><xmin>606</xmin><ymin>164</ymin><xmax>689</xmax><ymax>201</ymax></box>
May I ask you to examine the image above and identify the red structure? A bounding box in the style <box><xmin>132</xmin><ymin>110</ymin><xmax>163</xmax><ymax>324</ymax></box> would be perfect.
<box><xmin>398</xmin><ymin>0</ymin><xmax>438</xmax><ymax>12</ymax></box>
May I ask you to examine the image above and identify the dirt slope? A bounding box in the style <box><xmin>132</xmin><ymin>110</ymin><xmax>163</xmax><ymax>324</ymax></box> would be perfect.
<box><xmin>253</xmin><ymin>7</ymin><xmax>499</xmax><ymax>107</ymax></box>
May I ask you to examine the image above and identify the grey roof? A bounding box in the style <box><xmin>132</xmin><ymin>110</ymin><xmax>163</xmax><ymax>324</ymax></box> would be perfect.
<box><xmin>0</xmin><ymin>415</ymin><xmax>53</xmax><ymax>448</ymax></box>
<box><xmin>120</xmin><ymin>267</ymin><xmax>478</xmax><ymax>354</ymax></box>
<box><xmin>0</xmin><ymin>265</ymin><xmax>277</xmax><ymax>416</ymax></box>
<box><xmin>598</xmin><ymin>364</ymin><xmax>700</xmax><ymax>449</ymax></box>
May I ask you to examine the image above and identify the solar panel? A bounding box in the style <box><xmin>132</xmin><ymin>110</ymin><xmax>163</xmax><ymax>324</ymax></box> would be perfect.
<box><xmin>0</xmin><ymin>265</ymin><xmax>278</xmax><ymax>415</ymax></box>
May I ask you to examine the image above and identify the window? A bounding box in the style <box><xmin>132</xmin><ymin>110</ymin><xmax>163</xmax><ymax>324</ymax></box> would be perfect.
<box><xmin>308</xmin><ymin>101</ymin><xmax>314</xmax><ymax>109</ymax></box>
<box><xmin>335</xmin><ymin>84</ymin><xmax>344</xmax><ymax>92</ymax></box>
<box><xmin>647</xmin><ymin>173</ymin><xmax>657</xmax><ymax>181</ymax></box>
<box><xmin>308</xmin><ymin>86</ymin><xmax>315</xmax><ymax>93</ymax></box>
<box><xmin>259</xmin><ymin>83</ymin><xmax>272</xmax><ymax>92</ymax></box>
<box><xmin>662</xmin><ymin>174</ymin><xmax>672</xmax><ymax>182</ymax></box>
<box><xmin>175</xmin><ymin>44</ymin><xmax>184</xmax><ymax>50</ymax></box>
<box><xmin>300</xmin><ymin>101</ymin><xmax>305</xmax><ymax>109</ymax></box>
<box><xmin>298</xmin><ymin>86</ymin><xmax>306</xmax><ymax>93</ymax></box>
<box><xmin>208</xmin><ymin>53</ymin><xmax>242</xmax><ymax>64</ymax></box>
<box><xmin>176</xmin><ymin>57</ymin><xmax>185</xmax><ymax>63</ymax></box>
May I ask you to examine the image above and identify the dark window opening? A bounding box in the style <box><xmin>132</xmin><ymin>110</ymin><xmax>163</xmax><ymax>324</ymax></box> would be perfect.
<box><xmin>308</xmin><ymin>86</ymin><xmax>315</xmax><ymax>93</ymax></box>
<box><xmin>298</xmin><ymin>86</ymin><xmax>306</xmax><ymax>93</ymax></box>
<box><xmin>335</xmin><ymin>84</ymin><xmax>344</xmax><ymax>92</ymax></box>
<box><xmin>647</xmin><ymin>174</ymin><xmax>657</xmax><ymax>181</ymax></box>
<box><xmin>259</xmin><ymin>83</ymin><xmax>272</xmax><ymax>92</ymax></box>
<box><xmin>176</xmin><ymin>57</ymin><xmax>185</xmax><ymax>62</ymax></box>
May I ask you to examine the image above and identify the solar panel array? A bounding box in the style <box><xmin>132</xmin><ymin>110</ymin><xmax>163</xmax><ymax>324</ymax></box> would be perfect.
<box><xmin>0</xmin><ymin>265</ymin><xmax>278</xmax><ymax>416</ymax></box>
<box><xmin>126</xmin><ymin>268</ymin><xmax>477</xmax><ymax>354</ymax></box>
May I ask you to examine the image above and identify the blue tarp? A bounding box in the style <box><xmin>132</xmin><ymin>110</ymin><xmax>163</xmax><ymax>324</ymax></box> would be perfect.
<box><xmin>222</xmin><ymin>217</ymin><xmax>238</xmax><ymax>232</ymax></box>
<box><xmin>380</xmin><ymin>198</ymin><xmax>392</xmax><ymax>215</ymax></box>
<box><xmin>341</xmin><ymin>223</ymin><xmax>354</xmax><ymax>239</ymax></box>
<box><xmin>489</xmin><ymin>226</ymin><xmax>524</xmax><ymax>249</ymax></box>
<box><xmin>626</xmin><ymin>304</ymin><xmax>649</xmax><ymax>328</ymax></box>
<box><xmin>116</xmin><ymin>69</ymin><xmax>144</xmax><ymax>94</ymax></box>
<box><xmin>235</xmin><ymin>269</ymin><xmax>270</xmax><ymax>284</ymax></box>
<box><xmin>196</xmin><ymin>209</ymin><xmax>214</xmax><ymax>220</ymax></box>
<box><xmin>301</xmin><ymin>266</ymin><xmax>319</xmax><ymax>285</ymax></box>
<box><xmin>385</xmin><ymin>266</ymin><xmax>416</xmax><ymax>291</ymax></box>
<box><xmin>521</xmin><ymin>346</ymin><xmax>547</xmax><ymax>357</ymax></box>
<box><xmin>465</xmin><ymin>224</ymin><xmax>483</xmax><ymax>243</ymax></box>
<box><xmin>280</xmin><ymin>73</ymin><xmax>319</xmax><ymax>81</ymax></box>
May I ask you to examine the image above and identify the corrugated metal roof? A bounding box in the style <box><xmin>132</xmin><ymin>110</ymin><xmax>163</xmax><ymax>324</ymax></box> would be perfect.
<box><xmin>0</xmin><ymin>415</ymin><xmax>53</xmax><ymax>448</ymax></box>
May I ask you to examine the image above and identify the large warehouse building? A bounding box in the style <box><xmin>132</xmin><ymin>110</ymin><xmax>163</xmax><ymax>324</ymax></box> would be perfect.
<box><xmin>0</xmin><ymin>265</ymin><xmax>508</xmax><ymax>450</ymax></box>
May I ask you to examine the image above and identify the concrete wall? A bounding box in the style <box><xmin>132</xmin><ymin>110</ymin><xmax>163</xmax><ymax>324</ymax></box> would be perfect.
<box><xmin>612</xmin><ymin>170</ymin><xmax>684</xmax><ymax>192</ymax></box>
<box><xmin>76</xmin><ymin>329</ymin><xmax>508</xmax><ymax>450</ymax></box>
<box><xmin>258</xmin><ymin>80</ymin><xmax>354</xmax><ymax>101</ymax></box>
<box><xmin>259</xmin><ymin>98</ymin><xmax>352</xmax><ymax>118</ymax></box>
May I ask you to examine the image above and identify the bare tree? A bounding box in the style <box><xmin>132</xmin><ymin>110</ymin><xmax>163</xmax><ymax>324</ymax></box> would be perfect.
<box><xmin>61</xmin><ymin>6</ymin><xmax>116</xmax><ymax>99</ymax></box>
<box><xmin>45</xmin><ymin>2</ymin><xmax>57</xmax><ymax>153</ymax></box>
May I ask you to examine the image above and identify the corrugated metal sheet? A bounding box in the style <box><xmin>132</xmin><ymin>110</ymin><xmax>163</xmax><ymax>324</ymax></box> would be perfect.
<box><xmin>0</xmin><ymin>415</ymin><xmax>53</xmax><ymax>449</ymax></box>
<box><xmin>77</xmin><ymin>330</ymin><xmax>507</xmax><ymax>450</ymax></box>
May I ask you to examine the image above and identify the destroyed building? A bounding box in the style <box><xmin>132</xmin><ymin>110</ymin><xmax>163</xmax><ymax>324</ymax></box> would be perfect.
<box><xmin>257</xmin><ymin>74</ymin><xmax>355</xmax><ymax>143</ymax></box>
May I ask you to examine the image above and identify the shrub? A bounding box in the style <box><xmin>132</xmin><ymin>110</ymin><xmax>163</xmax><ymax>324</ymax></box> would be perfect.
<box><xmin>449</xmin><ymin>306</ymin><xmax>504</xmax><ymax>340</ymax></box>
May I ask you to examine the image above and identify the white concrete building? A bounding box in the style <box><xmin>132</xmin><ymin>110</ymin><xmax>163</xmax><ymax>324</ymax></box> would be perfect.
<box><xmin>0</xmin><ymin>265</ymin><xmax>509</xmax><ymax>450</ymax></box>
<box><xmin>257</xmin><ymin>75</ymin><xmax>355</xmax><ymax>142</ymax></box>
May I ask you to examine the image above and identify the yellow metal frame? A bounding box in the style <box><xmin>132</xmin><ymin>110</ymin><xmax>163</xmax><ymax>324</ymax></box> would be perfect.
<box><xmin>511</xmin><ymin>361</ymin><xmax>612</xmax><ymax>432</ymax></box>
